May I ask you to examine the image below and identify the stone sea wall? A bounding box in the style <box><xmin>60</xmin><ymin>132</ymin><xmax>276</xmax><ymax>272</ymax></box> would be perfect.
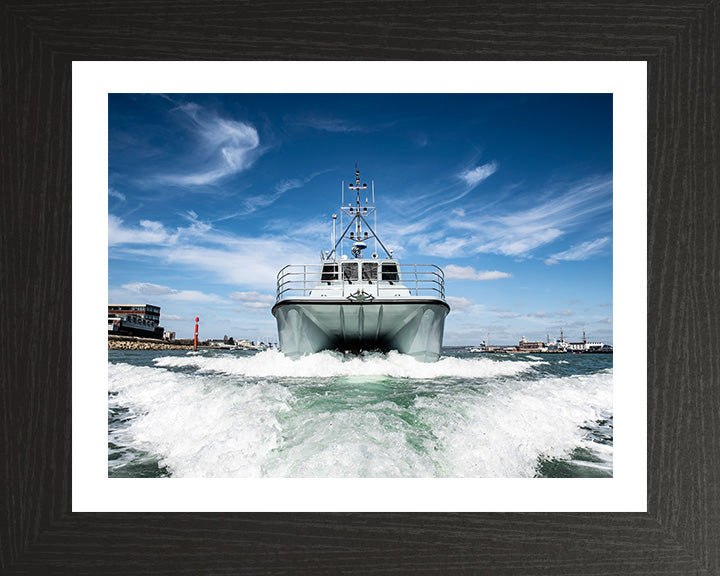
<box><xmin>108</xmin><ymin>335</ymin><xmax>199</xmax><ymax>350</ymax></box>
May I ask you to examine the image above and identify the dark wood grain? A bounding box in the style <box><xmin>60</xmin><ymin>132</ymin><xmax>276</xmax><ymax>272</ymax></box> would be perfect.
<box><xmin>1</xmin><ymin>1</ymin><xmax>718</xmax><ymax>574</ymax></box>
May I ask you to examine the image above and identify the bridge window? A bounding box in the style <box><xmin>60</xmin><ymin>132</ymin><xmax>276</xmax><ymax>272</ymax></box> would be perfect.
<box><xmin>342</xmin><ymin>262</ymin><xmax>358</xmax><ymax>281</ymax></box>
<box><xmin>381</xmin><ymin>263</ymin><xmax>399</xmax><ymax>281</ymax></box>
<box><xmin>361</xmin><ymin>262</ymin><xmax>377</xmax><ymax>281</ymax></box>
<box><xmin>321</xmin><ymin>263</ymin><xmax>338</xmax><ymax>281</ymax></box>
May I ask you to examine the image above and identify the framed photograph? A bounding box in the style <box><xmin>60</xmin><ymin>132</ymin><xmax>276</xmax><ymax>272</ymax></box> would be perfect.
<box><xmin>78</xmin><ymin>62</ymin><xmax>643</xmax><ymax>514</ymax></box>
<box><xmin>3</xmin><ymin>2</ymin><xmax>717</xmax><ymax>573</ymax></box>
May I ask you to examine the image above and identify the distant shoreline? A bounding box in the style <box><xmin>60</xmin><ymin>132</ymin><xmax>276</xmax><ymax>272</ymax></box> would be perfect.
<box><xmin>108</xmin><ymin>337</ymin><xmax>612</xmax><ymax>354</ymax></box>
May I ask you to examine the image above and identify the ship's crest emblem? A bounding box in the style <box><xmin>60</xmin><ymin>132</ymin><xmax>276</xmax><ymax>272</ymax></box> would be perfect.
<box><xmin>347</xmin><ymin>290</ymin><xmax>374</xmax><ymax>302</ymax></box>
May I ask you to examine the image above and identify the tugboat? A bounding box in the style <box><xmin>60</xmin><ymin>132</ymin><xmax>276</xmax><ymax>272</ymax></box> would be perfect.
<box><xmin>272</xmin><ymin>167</ymin><xmax>450</xmax><ymax>362</ymax></box>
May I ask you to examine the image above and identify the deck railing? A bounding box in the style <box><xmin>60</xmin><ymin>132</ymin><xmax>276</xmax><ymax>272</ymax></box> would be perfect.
<box><xmin>276</xmin><ymin>263</ymin><xmax>446</xmax><ymax>301</ymax></box>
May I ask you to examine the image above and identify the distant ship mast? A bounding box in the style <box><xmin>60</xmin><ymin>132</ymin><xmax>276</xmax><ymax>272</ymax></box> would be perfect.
<box><xmin>331</xmin><ymin>166</ymin><xmax>393</xmax><ymax>260</ymax></box>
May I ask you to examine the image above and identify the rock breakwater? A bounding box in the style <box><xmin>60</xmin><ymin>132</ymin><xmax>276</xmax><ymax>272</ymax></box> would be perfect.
<box><xmin>109</xmin><ymin>336</ymin><xmax>198</xmax><ymax>351</ymax></box>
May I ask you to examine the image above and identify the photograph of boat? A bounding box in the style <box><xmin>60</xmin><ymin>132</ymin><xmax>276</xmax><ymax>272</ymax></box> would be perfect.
<box><xmin>106</xmin><ymin>90</ymin><xmax>614</xmax><ymax>480</ymax></box>
<box><xmin>272</xmin><ymin>168</ymin><xmax>450</xmax><ymax>362</ymax></box>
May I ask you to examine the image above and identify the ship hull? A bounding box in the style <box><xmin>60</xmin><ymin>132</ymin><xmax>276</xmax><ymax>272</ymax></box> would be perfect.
<box><xmin>272</xmin><ymin>298</ymin><xmax>450</xmax><ymax>362</ymax></box>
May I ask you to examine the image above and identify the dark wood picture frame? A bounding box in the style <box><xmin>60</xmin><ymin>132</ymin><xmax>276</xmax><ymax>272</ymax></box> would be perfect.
<box><xmin>2</xmin><ymin>2</ymin><xmax>718</xmax><ymax>574</ymax></box>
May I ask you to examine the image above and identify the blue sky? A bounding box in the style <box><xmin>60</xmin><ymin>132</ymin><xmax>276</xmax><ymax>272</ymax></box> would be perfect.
<box><xmin>108</xmin><ymin>93</ymin><xmax>612</xmax><ymax>345</ymax></box>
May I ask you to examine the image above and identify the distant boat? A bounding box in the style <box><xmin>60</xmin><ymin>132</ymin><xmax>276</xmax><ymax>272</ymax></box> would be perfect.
<box><xmin>272</xmin><ymin>167</ymin><xmax>450</xmax><ymax>362</ymax></box>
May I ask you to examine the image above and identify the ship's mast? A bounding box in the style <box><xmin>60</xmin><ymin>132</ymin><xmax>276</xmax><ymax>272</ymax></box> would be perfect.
<box><xmin>349</xmin><ymin>166</ymin><xmax>366</xmax><ymax>255</ymax></box>
<box><xmin>329</xmin><ymin>166</ymin><xmax>393</xmax><ymax>260</ymax></box>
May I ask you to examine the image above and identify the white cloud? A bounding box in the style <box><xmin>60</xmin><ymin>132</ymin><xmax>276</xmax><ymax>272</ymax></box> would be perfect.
<box><xmin>109</xmin><ymin>211</ymin><xmax>318</xmax><ymax>291</ymax></box>
<box><xmin>243</xmin><ymin>173</ymin><xmax>319</xmax><ymax>214</ymax></box>
<box><xmin>122</xmin><ymin>282</ymin><xmax>177</xmax><ymax>297</ymax></box>
<box><xmin>108</xmin><ymin>216</ymin><xmax>171</xmax><ymax>246</ymax></box>
<box><xmin>444</xmin><ymin>265</ymin><xmax>511</xmax><ymax>280</ymax></box>
<box><xmin>292</xmin><ymin>114</ymin><xmax>370</xmax><ymax>133</ymax></box>
<box><xmin>214</xmin><ymin>170</ymin><xmax>330</xmax><ymax>221</ymax></box>
<box><xmin>264</xmin><ymin>217</ymin><xmax>332</xmax><ymax>247</ymax></box>
<box><xmin>499</xmin><ymin>178</ymin><xmax>611</xmax><ymax>231</ymax></box>
<box><xmin>159</xmin><ymin>104</ymin><xmax>263</xmax><ymax>186</ymax></box>
<box><xmin>497</xmin><ymin>312</ymin><xmax>521</xmax><ymax>319</ymax></box>
<box><xmin>276</xmin><ymin>179</ymin><xmax>303</xmax><ymax>194</ymax></box>
<box><xmin>528</xmin><ymin>311</ymin><xmax>549</xmax><ymax>318</ymax></box>
<box><xmin>118</xmin><ymin>282</ymin><xmax>224</xmax><ymax>303</ymax></box>
<box><xmin>495</xmin><ymin>309</ymin><xmax>575</xmax><ymax>320</ymax></box>
<box><xmin>108</xmin><ymin>187</ymin><xmax>125</xmax><ymax>201</ymax></box>
<box><xmin>229</xmin><ymin>291</ymin><xmax>276</xmax><ymax>309</ymax></box>
<box><xmin>139</xmin><ymin>220</ymin><xmax>164</xmax><ymax>232</ymax></box>
<box><xmin>459</xmin><ymin>161</ymin><xmax>498</xmax><ymax>187</ymax></box>
<box><xmin>403</xmin><ymin>175</ymin><xmax>612</xmax><ymax>259</ymax></box>
<box><xmin>548</xmin><ymin>237</ymin><xmax>611</xmax><ymax>262</ymax></box>
<box><xmin>162</xmin><ymin>237</ymin><xmax>316</xmax><ymax>291</ymax></box>
<box><xmin>488</xmin><ymin>227</ymin><xmax>564</xmax><ymax>256</ymax></box>
<box><xmin>424</xmin><ymin>237</ymin><xmax>472</xmax><ymax>259</ymax></box>
<box><xmin>161</xmin><ymin>314</ymin><xmax>187</xmax><ymax>321</ymax></box>
<box><xmin>446</xmin><ymin>296</ymin><xmax>475</xmax><ymax>312</ymax></box>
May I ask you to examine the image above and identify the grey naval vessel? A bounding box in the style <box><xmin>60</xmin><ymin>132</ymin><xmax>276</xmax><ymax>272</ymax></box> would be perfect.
<box><xmin>272</xmin><ymin>168</ymin><xmax>450</xmax><ymax>362</ymax></box>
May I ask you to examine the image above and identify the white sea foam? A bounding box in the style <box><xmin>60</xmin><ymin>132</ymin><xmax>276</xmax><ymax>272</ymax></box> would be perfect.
<box><xmin>415</xmin><ymin>371</ymin><xmax>613</xmax><ymax>477</ymax></box>
<box><xmin>109</xmin><ymin>362</ymin><xmax>293</xmax><ymax>477</ymax></box>
<box><xmin>108</xmin><ymin>358</ymin><xmax>612</xmax><ymax>479</ymax></box>
<box><xmin>152</xmin><ymin>348</ymin><xmax>543</xmax><ymax>379</ymax></box>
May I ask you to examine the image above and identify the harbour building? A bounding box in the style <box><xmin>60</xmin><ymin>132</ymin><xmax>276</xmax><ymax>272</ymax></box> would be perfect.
<box><xmin>108</xmin><ymin>304</ymin><xmax>163</xmax><ymax>338</ymax></box>
<box><xmin>566</xmin><ymin>330</ymin><xmax>609</xmax><ymax>353</ymax></box>
<box><xmin>518</xmin><ymin>336</ymin><xmax>546</xmax><ymax>352</ymax></box>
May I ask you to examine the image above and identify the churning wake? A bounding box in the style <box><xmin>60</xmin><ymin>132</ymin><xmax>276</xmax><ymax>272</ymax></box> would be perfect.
<box><xmin>108</xmin><ymin>350</ymin><xmax>612</xmax><ymax>478</ymax></box>
<box><xmin>152</xmin><ymin>348</ymin><xmax>545</xmax><ymax>379</ymax></box>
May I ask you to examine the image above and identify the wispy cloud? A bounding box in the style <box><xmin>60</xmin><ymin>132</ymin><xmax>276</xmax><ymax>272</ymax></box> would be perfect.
<box><xmin>496</xmin><ymin>309</ymin><xmax>574</xmax><ymax>320</ymax></box>
<box><xmin>108</xmin><ymin>187</ymin><xmax>125</xmax><ymax>201</ymax></box>
<box><xmin>423</xmin><ymin>237</ymin><xmax>474</xmax><ymax>259</ymax></box>
<box><xmin>525</xmin><ymin>310</ymin><xmax>574</xmax><ymax>318</ymax></box>
<box><xmin>404</xmin><ymin>175</ymin><xmax>612</xmax><ymax>260</ymax></box>
<box><xmin>213</xmin><ymin>170</ymin><xmax>330</xmax><ymax>221</ymax></box>
<box><xmin>410</xmin><ymin>131</ymin><xmax>429</xmax><ymax>148</ymax></box>
<box><xmin>112</xmin><ymin>282</ymin><xmax>224</xmax><ymax>303</ymax></box>
<box><xmin>545</xmin><ymin>236</ymin><xmax>611</xmax><ymax>264</ymax></box>
<box><xmin>229</xmin><ymin>291</ymin><xmax>276</xmax><ymax>310</ymax></box>
<box><xmin>161</xmin><ymin>314</ymin><xmax>190</xmax><ymax>321</ymax></box>
<box><xmin>396</xmin><ymin>161</ymin><xmax>499</xmax><ymax>221</ymax></box>
<box><xmin>459</xmin><ymin>161</ymin><xmax>498</xmax><ymax>188</ymax></box>
<box><xmin>264</xmin><ymin>216</ymin><xmax>332</xmax><ymax>243</ymax></box>
<box><xmin>446</xmin><ymin>296</ymin><xmax>475</xmax><ymax>312</ymax></box>
<box><xmin>485</xmin><ymin>228</ymin><xmax>565</xmax><ymax>257</ymax></box>
<box><xmin>108</xmin><ymin>216</ymin><xmax>172</xmax><ymax>246</ymax></box>
<box><xmin>157</xmin><ymin>102</ymin><xmax>264</xmax><ymax>186</ymax></box>
<box><xmin>163</xmin><ymin>242</ymin><xmax>310</xmax><ymax>289</ymax></box>
<box><xmin>498</xmin><ymin>178</ymin><xmax>611</xmax><ymax>230</ymax></box>
<box><xmin>444</xmin><ymin>265</ymin><xmax>511</xmax><ymax>281</ymax></box>
<box><xmin>109</xmin><ymin>213</ymin><xmax>317</xmax><ymax>291</ymax></box>
<box><xmin>291</xmin><ymin>114</ymin><xmax>371</xmax><ymax>133</ymax></box>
